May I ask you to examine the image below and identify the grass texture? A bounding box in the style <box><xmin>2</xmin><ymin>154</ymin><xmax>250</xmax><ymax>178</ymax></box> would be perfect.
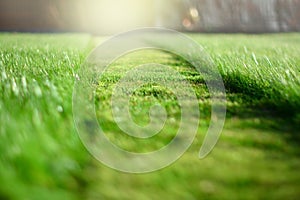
<box><xmin>0</xmin><ymin>33</ymin><xmax>299</xmax><ymax>200</ymax></box>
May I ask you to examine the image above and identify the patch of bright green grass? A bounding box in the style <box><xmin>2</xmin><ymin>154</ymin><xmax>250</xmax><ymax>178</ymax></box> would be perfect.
<box><xmin>191</xmin><ymin>34</ymin><xmax>300</xmax><ymax>116</ymax></box>
<box><xmin>0</xmin><ymin>34</ymin><xmax>91</xmax><ymax>200</ymax></box>
<box><xmin>0</xmin><ymin>33</ymin><xmax>300</xmax><ymax>200</ymax></box>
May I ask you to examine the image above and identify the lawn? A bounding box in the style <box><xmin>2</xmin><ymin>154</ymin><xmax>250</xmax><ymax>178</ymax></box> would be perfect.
<box><xmin>0</xmin><ymin>33</ymin><xmax>299</xmax><ymax>200</ymax></box>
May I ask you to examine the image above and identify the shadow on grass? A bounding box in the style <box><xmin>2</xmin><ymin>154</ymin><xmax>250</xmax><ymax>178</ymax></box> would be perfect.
<box><xmin>169</xmin><ymin>53</ymin><xmax>300</xmax><ymax>149</ymax></box>
<box><xmin>225</xmin><ymin>93</ymin><xmax>300</xmax><ymax>152</ymax></box>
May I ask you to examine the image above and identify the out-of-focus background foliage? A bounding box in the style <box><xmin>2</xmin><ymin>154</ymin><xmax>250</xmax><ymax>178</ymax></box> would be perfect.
<box><xmin>0</xmin><ymin>0</ymin><xmax>300</xmax><ymax>34</ymax></box>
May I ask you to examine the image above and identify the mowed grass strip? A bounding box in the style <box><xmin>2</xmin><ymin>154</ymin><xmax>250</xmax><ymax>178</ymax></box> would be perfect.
<box><xmin>0</xmin><ymin>33</ymin><xmax>299</xmax><ymax>200</ymax></box>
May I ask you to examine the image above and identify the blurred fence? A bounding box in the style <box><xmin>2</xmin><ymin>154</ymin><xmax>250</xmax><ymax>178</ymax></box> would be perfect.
<box><xmin>0</xmin><ymin>0</ymin><xmax>299</xmax><ymax>33</ymax></box>
<box><xmin>174</xmin><ymin>0</ymin><xmax>300</xmax><ymax>32</ymax></box>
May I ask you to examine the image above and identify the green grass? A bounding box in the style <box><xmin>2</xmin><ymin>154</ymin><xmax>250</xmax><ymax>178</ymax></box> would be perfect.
<box><xmin>0</xmin><ymin>33</ymin><xmax>300</xmax><ymax>200</ymax></box>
